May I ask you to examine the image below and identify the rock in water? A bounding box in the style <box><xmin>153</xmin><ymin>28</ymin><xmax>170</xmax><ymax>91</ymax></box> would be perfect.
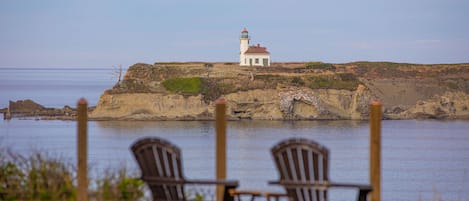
<box><xmin>9</xmin><ymin>99</ymin><xmax>45</xmax><ymax>113</ymax></box>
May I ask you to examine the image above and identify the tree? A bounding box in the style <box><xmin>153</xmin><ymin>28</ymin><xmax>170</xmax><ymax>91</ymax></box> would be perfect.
<box><xmin>112</xmin><ymin>65</ymin><xmax>123</xmax><ymax>84</ymax></box>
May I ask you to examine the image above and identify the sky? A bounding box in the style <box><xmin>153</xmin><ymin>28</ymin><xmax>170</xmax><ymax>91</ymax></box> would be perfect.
<box><xmin>1</xmin><ymin>0</ymin><xmax>469</xmax><ymax>68</ymax></box>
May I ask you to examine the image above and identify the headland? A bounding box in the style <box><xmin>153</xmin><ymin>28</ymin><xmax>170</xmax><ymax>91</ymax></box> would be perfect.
<box><xmin>88</xmin><ymin>61</ymin><xmax>469</xmax><ymax>120</ymax></box>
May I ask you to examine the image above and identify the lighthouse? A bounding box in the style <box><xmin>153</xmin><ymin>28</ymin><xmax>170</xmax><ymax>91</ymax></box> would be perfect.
<box><xmin>239</xmin><ymin>28</ymin><xmax>270</xmax><ymax>66</ymax></box>
<box><xmin>240</xmin><ymin>28</ymin><xmax>250</xmax><ymax>61</ymax></box>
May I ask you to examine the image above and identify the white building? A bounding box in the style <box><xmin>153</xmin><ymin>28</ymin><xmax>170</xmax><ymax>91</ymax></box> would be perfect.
<box><xmin>239</xmin><ymin>28</ymin><xmax>270</xmax><ymax>66</ymax></box>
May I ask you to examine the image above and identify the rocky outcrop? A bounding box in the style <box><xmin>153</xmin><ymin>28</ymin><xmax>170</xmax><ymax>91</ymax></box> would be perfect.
<box><xmin>90</xmin><ymin>85</ymin><xmax>375</xmax><ymax>120</ymax></box>
<box><xmin>90</xmin><ymin>83</ymin><xmax>469</xmax><ymax>121</ymax></box>
<box><xmin>9</xmin><ymin>99</ymin><xmax>45</xmax><ymax>113</ymax></box>
<box><xmin>389</xmin><ymin>92</ymin><xmax>469</xmax><ymax>119</ymax></box>
<box><xmin>4</xmin><ymin>99</ymin><xmax>85</xmax><ymax>120</ymax></box>
<box><xmin>277</xmin><ymin>84</ymin><xmax>372</xmax><ymax>120</ymax></box>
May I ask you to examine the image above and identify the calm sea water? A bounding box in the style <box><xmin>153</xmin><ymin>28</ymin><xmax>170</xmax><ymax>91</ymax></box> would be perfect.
<box><xmin>1</xmin><ymin>68</ymin><xmax>469</xmax><ymax>201</ymax></box>
<box><xmin>0</xmin><ymin>67</ymin><xmax>116</xmax><ymax>108</ymax></box>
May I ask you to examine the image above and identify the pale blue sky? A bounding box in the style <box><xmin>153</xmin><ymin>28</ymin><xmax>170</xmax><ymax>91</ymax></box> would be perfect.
<box><xmin>1</xmin><ymin>0</ymin><xmax>468</xmax><ymax>68</ymax></box>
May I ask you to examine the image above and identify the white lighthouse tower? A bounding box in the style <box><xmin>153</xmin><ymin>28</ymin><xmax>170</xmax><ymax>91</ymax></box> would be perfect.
<box><xmin>239</xmin><ymin>28</ymin><xmax>250</xmax><ymax>65</ymax></box>
<box><xmin>239</xmin><ymin>28</ymin><xmax>270</xmax><ymax>66</ymax></box>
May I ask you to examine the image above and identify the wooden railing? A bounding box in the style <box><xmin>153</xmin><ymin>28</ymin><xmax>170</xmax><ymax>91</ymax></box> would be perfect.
<box><xmin>77</xmin><ymin>98</ymin><xmax>88</xmax><ymax>201</ymax></box>
<box><xmin>75</xmin><ymin>98</ymin><xmax>382</xmax><ymax>201</ymax></box>
<box><xmin>370</xmin><ymin>101</ymin><xmax>382</xmax><ymax>201</ymax></box>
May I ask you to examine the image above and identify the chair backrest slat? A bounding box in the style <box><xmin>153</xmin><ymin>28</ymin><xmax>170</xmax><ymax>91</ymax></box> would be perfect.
<box><xmin>271</xmin><ymin>138</ymin><xmax>329</xmax><ymax>201</ymax></box>
<box><xmin>286</xmin><ymin>148</ymin><xmax>298</xmax><ymax>181</ymax></box>
<box><xmin>276</xmin><ymin>153</ymin><xmax>290</xmax><ymax>180</ymax></box>
<box><xmin>297</xmin><ymin>148</ymin><xmax>306</xmax><ymax>182</ymax></box>
<box><xmin>152</xmin><ymin>145</ymin><xmax>164</xmax><ymax>177</ymax></box>
<box><xmin>161</xmin><ymin>147</ymin><xmax>171</xmax><ymax>177</ymax></box>
<box><xmin>318</xmin><ymin>155</ymin><xmax>323</xmax><ymax>182</ymax></box>
<box><xmin>307</xmin><ymin>149</ymin><xmax>315</xmax><ymax>181</ymax></box>
<box><xmin>171</xmin><ymin>152</ymin><xmax>180</xmax><ymax>179</ymax></box>
<box><xmin>131</xmin><ymin>137</ymin><xmax>186</xmax><ymax>201</ymax></box>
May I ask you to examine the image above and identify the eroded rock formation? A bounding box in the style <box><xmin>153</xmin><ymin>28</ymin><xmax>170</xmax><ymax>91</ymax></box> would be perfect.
<box><xmin>89</xmin><ymin>62</ymin><xmax>469</xmax><ymax>120</ymax></box>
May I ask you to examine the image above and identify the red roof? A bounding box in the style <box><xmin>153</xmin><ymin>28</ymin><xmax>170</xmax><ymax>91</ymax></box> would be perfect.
<box><xmin>242</xmin><ymin>28</ymin><xmax>248</xmax><ymax>33</ymax></box>
<box><xmin>244</xmin><ymin>44</ymin><xmax>270</xmax><ymax>54</ymax></box>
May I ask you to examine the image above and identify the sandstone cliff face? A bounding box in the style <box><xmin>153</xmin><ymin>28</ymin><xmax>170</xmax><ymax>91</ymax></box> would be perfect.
<box><xmin>90</xmin><ymin>93</ymin><xmax>211</xmax><ymax>120</ymax></box>
<box><xmin>90</xmin><ymin>62</ymin><xmax>469</xmax><ymax>120</ymax></box>
<box><xmin>401</xmin><ymin>92</ymin><xmax>469</xmax><ymax>119</ymax></box>
<box><xmin>90</xmin><ymin>85</ymin><xmax>374</xmax><ymax>120</ymax></box>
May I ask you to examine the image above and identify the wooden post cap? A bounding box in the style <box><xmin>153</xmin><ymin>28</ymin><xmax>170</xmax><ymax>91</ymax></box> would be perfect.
<box><xmin>370</xmin><ymin>100</ymin><xmax>382</xmax><ymax>106</ymax></box>
<box><xmin>78</xmin><ymin>98</ymin><xmax>88</xmax><ymax>105</ymax></box>
<box><xmin>215</xmin><ymin>97</ymin><xmax>226</xmax><ymax>104</ymax></box>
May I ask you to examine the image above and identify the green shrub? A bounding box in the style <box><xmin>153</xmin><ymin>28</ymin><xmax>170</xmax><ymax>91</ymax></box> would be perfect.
<box><xmin>306</xmin><ymin>76</ymin><xmax>331</xmax><ymax>88</ymax></box>
<box><xmin>93</xmin><ymin>168</ymin><xmax>144</xmax><ymax>201</ymax></box>
<box><xmin>0</xmin><ymin>152</ymin><xmax>76</xmax><ymax>201</ymax></box>
<box><xmin>200</xmin><ymin>78</ymin><xmax>236</xmax><ymax>103</ymax></box>
<box><xmin>337</xmin><ymin>73</ymin><xmax>358</xmax><ymax>82</ymax></box>
<box><xmin>291</xmin><ymin>77</ymin><xmax>305</xmax><ymax>86</ymax></box>
<box><xmin>305</xmin><ymin>62</ymin><xmax>336</xmax><ymax>71</ymax></box>
<box><xmin>162</xmin><ymin>77</ymin><xmax>203</xmax><ymax>94</ymax></box>
<box><xmin>117</xmin><ymin>79</ymin><xmax>151</xmax><ymax>93</ymax></box>
<box><xmin>0</xmin><ymin>155</ymin><xmax>24</xmax><ymax>201</ymax></box>
<box><xmin>0</xmin><ymin>150</ymin><xmax>145</xmax><ymax>201</ymax></box>
<box><xmin>254</xmin><ymin>74</ymin><xmax>290</xmax><ymax>87</ymax></box>
<box><xmin>304</xmin><ymin>75</ymin><xmax>360</xmax><ymax>90</ymax></box>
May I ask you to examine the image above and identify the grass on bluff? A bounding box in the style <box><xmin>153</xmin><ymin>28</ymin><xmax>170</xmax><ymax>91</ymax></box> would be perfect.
<box><xmin>161</xmin><ymin>77</ymin><xmax>237</xmax><ymax>102</ymax></box>
<box><xmin>304</xmin><ymin>62</ymin><xmax>336</xmax><ymax>71</ymax></box>
<box><xmin>304</xmin><ymin>74</ymin><xmax>360</xmax><ymax>90</ymax></box>
<box><xmin>162</xmin><ymin>77</ymin><xmax>203</xmax><ymax>94</ymax></box>
<box><xmin>255</xmin><ymin>73</ymin><xmax>361</xmax><ymax>91</ymax></box>
<box><xmin>161</xmin><ymin>73</ymin><xmax>361</xmax><ymax>100</ymax></box>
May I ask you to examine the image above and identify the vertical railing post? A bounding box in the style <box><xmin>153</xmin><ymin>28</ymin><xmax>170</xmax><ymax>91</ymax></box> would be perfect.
<box><xmin>77</xmin><ymin>98</ymin><xmax>88</xmax><ymax>201</ymax></box>
<box><xmin>370</xmin><ymin>101</ymin><xmax>382</xmax><ymax>201</ymax></box>
<box><xmin>215</xmin><ymin>98</ymin><xmax>227</xmax><ymax>201</ymax></box>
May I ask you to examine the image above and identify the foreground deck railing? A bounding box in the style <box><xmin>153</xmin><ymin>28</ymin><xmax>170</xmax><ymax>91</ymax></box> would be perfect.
<box><xmin>77</xmin><ymin>98</ymin><xmax>88</xmax><ymax>201</ymax></box>
<box><xmin>370</xmin><ymin>101</ymin><xmax>382</xmax><ymax>201</ymax></box>
<box><xmin>75</xmin><ymin>98</ymin><xmax>382</xmax><ymax>201</ymax></box>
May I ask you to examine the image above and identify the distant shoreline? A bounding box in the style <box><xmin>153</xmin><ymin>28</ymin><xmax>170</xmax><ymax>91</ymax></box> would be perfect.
<box><xmin>3</xmin><ymin>61</ymin><xmax>469</xmax><ymax>121</ymax></box>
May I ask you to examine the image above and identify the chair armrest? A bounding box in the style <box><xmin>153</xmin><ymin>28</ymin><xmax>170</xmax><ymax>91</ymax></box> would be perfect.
<box><xmin>141</xmin><ymin>176</ymin><xmax>185</xmax><ymax>184</ymax></box>
<box><xmin>185</xmin><ymin>179</ymin><xmax>239</xmax><ymax>187</ymax></box>
<box><xmin>229</xmin><ymin>189</ymin><xmax>263</xmax><ymax>196</ymax></box>
<box><xmin>269</xmin><ymin>180</ymin><xmax>370</xmax><ymax>189</ymax></box>
<box><xmin>268</xmin><ymin>181</ymin><xmax>372</xmax><ymax>201</ymax></box>
<box><xmin>329</xmin><ymin>182</ymin><xmax>372</xmax><ymax>190</ymax></box>
<box><xmin>141</xmin><ymin>176</ymin><xmax>238</xmax><ymax>187</ymax></box>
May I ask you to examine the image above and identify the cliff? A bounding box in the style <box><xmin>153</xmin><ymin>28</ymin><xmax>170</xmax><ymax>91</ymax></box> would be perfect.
<box><xmin>90</xmin><ymin>62</ymin><xmax>469</xmax><ymax>120</ymax></box>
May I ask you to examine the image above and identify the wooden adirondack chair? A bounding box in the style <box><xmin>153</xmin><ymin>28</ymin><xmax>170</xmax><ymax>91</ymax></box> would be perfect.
<box><xmin>131</xmin><ymin>137</ymin><xmax>239</xmax><ymax>201</ymax></box>
<box><xmin>269</xmin><ymin>138</ymin><xmax>372</xmax><ymax>201</ymax></box>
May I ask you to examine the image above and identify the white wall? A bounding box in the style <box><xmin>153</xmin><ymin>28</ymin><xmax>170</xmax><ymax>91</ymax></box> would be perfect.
<box><xmin>241</xmin><ymin>54</ymin><xmax>270</xmax><ymax>66</ymax></box>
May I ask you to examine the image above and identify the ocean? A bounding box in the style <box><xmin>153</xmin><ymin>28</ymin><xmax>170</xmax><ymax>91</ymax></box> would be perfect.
<box><xmin>0</xmin><ymin>67</ymin><xmax>115</xmax><ymax>108</ymax></box>
<box><xmin>1</xmin><ymin>68</ymin><xmax>469</xmax><ymax>201</ymax></box>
